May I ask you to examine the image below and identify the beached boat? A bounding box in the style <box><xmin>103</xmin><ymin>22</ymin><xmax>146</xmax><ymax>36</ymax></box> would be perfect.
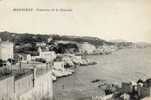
<box><xmin>66</xmin><ymin>69</ymin><xmax>75</xmax><ymax>73</ymax></box>
<box><xmin>52</xmin><ymin>69</ymin><xmax>65</xmax><ymax>78</ymax></box>
<box><xmin>52</xmin><ymin>69</ymin><xmax>72</xmax><ymax>78</ymax></box>
<box><xmin>60</xmin><ymin>69</ymin><xmax>72</xmax><ymax>76</ymax></box>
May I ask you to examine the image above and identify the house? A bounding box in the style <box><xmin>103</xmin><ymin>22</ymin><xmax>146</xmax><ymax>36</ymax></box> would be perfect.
<box><xmin>31</xmin><ymin>47</ymin><xmax>57</xmax><ymax>63</ymax></box>
<box><xmin>38</xmin><ymin>47</ymin><xmax>57</xmax><ymax>62</ymax></box>
<box><xmin>62</xmin><ymin>56</ymin><xmax>74</xmax><ymax>67</ymax></box>
<box><xmin>0</xmin><ymin>41</ymin><xmax>14</xmax><ymax>61</ymax></box>
<box><xmin>17</xmin><ymin>54</ymin><xmax>32</xmax><ymax>62</ymax></box>
<box><xmin>53</xmin><ymin>61</ymin><xmax>65</xmax><ymax>70</ymax></box>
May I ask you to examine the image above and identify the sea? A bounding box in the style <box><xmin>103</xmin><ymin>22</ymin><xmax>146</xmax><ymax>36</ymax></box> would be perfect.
<box><xmin>53</xmin><ymin>47</ymin><xmax>151</xmax><ymax>100</ymax></box>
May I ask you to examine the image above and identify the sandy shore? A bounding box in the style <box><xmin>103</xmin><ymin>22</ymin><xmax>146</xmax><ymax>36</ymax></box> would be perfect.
<box><xmin>53</xmin><ymin>47</ymin><xmax>151</xmax><ymax>100</ymax></box>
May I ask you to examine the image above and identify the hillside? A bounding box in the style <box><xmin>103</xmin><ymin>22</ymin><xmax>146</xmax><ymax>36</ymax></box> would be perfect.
<box><xmin>0</xmin><ymin>31</ymin><xmax>111</xmax><ymax>46</ymax></box>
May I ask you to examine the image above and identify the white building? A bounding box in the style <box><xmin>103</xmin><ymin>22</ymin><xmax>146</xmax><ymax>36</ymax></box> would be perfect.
<box><xmin>0</xmin><ymin>41</ymin><xmax>14</xmax><ymax>60</ymax></box>
<box><xmin>31</xmin><ymin>47</ymin><xmax>56</xmax><ymax>62</ymax></box>
<box><xmin>19</xmin><ymin>54</ymin><xmax>32</xmax><ymax>62</ymax></box>
<box><xmin>53</xmin><ymin>61</ymin><xmax>65</xmax><ymax>70</ymax></box>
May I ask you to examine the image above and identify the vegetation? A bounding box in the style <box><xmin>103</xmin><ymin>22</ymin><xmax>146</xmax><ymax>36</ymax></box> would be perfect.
<box><xmin>0</xmin><ymin>31</ymin><xmax>108</xmax><ymax>46</ymax></box>
<box><xmin>7</xmin><ymin>58</ymin><xmax>16</xmax><ymax>65</ymax></box>
<box><xmin>0</xmin><ymin>59</ymin><xmax>6</xmax><ymax>67</ymax></box>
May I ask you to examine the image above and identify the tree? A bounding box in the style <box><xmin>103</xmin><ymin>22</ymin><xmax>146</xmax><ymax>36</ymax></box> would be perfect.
<box><xmin>0</xmin><ymin>59</ymin><xmax>3</xmax><ymax>67</ymax></box>
<box><xmin>0</xmin><ymin>59</ymin><xmax>6</xmax><ymax>67</ymax></box>
<box><xmin>8</xmin><ymin>58</ymin><xmax>16</xmax><ymax>65</ymax></box>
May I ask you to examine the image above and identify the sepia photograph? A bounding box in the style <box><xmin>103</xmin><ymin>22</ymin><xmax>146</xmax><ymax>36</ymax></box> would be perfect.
<box><xmin>0</xmin><ymin>0</ymin><xmax>151</xmax><ymax>100</ymax></box>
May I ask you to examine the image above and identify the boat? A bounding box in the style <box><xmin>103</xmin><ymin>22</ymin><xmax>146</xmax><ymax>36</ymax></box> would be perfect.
<box><xmin>61</xmin><ymin>69</ymin><xmax>72</xmax><ymax>76</ymax></box>
<box><xmin>52</xmin><ymin>69</ymin><xmax>72</xmax><ymax>78</ymax></box>
<box><xmin>66</xmin><ymin>69</ymin><xmax>75</xmax><ymax>73</ymax></box>
<box><xmin>52</xmin><ymin>69</ymin><xmax>65</xmax><ymax>78</ymax></box>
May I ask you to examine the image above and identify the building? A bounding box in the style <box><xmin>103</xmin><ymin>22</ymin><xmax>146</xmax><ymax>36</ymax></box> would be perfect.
<box><xmin>30</xmin><ymin>47</ymin><xmax>56</xmax><ymax>63</ymax></box>
<box><xmin>17</xmin><ymin>54</ymin><xmax>32</xmax><ymax>63</ymax></box>
<box><xmin>0</xmin><ymin>41</ymin><xmax>14</xmax><ymax>60</ymax></box>
<box><xmin>38</xmin><ymin>47</ymin><xmax>57</xmax><ymax>62</ymax></box>
<box><xmin>53</xmin><ymin>61</ymin><xmax>65</xmax><ymax>70</ymax></box>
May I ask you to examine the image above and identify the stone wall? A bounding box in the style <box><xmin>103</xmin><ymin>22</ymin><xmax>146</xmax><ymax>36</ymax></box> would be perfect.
<box><xmin>0</xmin><ymin>75</ymin><xmax>14</xmax><ymax>100</ymax></box>
<box><xmin>17</xmin><ymin>70</ymin><xmax>53</xmax><ymax>100</ymax></box>
<box><xmin>15</xmin><ymin>73</ymin><xmax>33</xmax><ymax>97</ymax></box>
<box><xmin>0</xmin><ymin>69</ymin><xmax>53</xmax><ymax>100</ymax></box>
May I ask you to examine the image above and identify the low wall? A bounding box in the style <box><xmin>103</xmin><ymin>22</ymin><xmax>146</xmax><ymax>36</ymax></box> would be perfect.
<box><xmin>18</xmin><ymin>70</ymin><xmax>53</xmax><ymax>100</ymax></box>
<box><xmin>0</xmin><ymin>69</ymin><xmax>53</xmax><ymax>100</ymax></box>
<box><xmin>0</xmin><ymin>75</ymin><xmax>14</xmax><ymax>100</ymax></box>
<box><xmin>15</xmin><ymin>73</ymin><xmax>33</xmax><ymax>97</ymax></box>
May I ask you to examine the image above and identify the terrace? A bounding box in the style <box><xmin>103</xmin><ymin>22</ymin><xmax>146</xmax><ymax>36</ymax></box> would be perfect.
<box><xmin>0</xmin><ymin>67</ymin><xmax>12</xmax><ymax>80</ymax></box>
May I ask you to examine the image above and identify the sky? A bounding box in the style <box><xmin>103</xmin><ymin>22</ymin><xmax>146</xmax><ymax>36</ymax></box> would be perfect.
<box><xmin>0</xmin><ymin>0</ymin><xmax>151</xmax><ymax>42</ymax></box>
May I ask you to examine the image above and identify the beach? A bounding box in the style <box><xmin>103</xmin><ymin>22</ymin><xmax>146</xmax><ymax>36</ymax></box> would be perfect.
<box><xmin>53</xmin><ymin>47</ymin><xmax>151</xmax><ymax>100</ymax></box>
